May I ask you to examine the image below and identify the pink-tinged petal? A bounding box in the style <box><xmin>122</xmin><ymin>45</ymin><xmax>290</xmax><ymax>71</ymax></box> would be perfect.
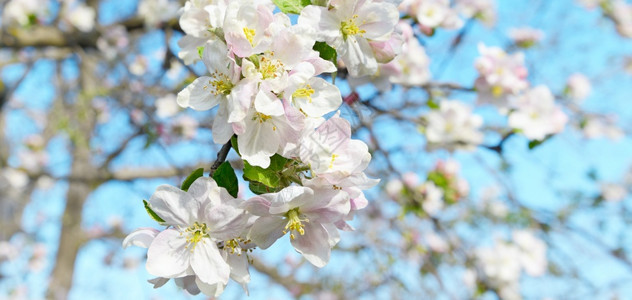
<box><xmin>174</xmin><ymin>275</ymin><xmax>201</xmax><ymax>295</ymax></box>
<box><xmin>244</xmin><ymin>196</ymin><xmax>272</xmax><ymax>216</ymax></box>
<box><xmin>202</xmin><ymin>40</ymin><xmax>230</xmax><ymax>74</ymax></box>
<box><xmin>205</xmin><ymin>204</ymin><xmax>247</xmax><ymax>241</ymax></box>
<box><xmin>225</xmin><ymin>252</ymin><xmax>250</xmax><ymax>285</ymax></box>
<box><xmin>254</xmin><ymin>89</ymin><xmax>285</xmax><ymax>117</ymax></box>
<box><xmin>146</xmin><ymin>229</ymin><xmax>192</xmax><ymax>278</ymax></box>
<box><xmin>334</xmin><ymin>219</ymin><xmax>355</xmax><ymax>231</ymax></box>
<box><xmin>340</xmin><ymin>37</ymin><xmax>378</xmax><ymax>77</ymax></box>
<box><xmin>212</xmin><ymin>104</ymin><xmax>235</xmax><ymax>144</ymax></box>
<box><xmin>176</xmin><ymin>76</ymin><xmax>222</xmax><ymax>111</ymax></box>
<box><xmin>323</xmin><ymin>223</ymin><xmax>341</xmax><ymax>247</ymax></box>
<box><xmin>195</xmin><ymin>277</ymin><xmax>224</xmax><ymax>297</ymax></box>
<box><xmin>268</xmin><ymin>186</ymin><xmax>314</xmax><ymax>215</ymax></box>
<box><xmin>227</xmin><ymin>80</ymin><xmax>256</xmax><ymax>123</ymax></box>
<box><xmin>303</xmin><ymin>189</ymin><xmax>350</xmax><ymax>223</ymax></box>
<box><xmin>122</xmin><ymin>227</ymin><xmax>159</xmax><ymax>249</ymax></box>
<box><xmin>149</xmin><ymin>185</ymin><xmax>199</xmax><ymax>227</ymax></box>
<box><xmin>248</xmin><ymin>216</ymin><xmax>286</xmax><ymax>249</ymax></box>
<box><xmin>187</xmin><ymin>177</ymin><xmax>219</xmax><ymax>206</ymax></box>
<box><xmin>290</xmin><ymin>222</ymin><xmax>330</xmax><ymax>268</ymax></box>
<box><xmin>357</xmin><ymin>2</ymin><xmax>399</xmax><ymax>40</ymax></box>
<box><xmin>351</xmin><ymin>193</ymin><xmax>368</xmax><ymax>211</ymax></box>
<box><xmin>345</xmin><ymin>172</ymin><xmax>380</xmax><ymax>189</ymax></box>
<box><xmin>191</xmin><ymin>239</ymin><xmax>230</xmax><ymax>285</ymax></box>
<box><xmin>298</xmin><ymin>6</ymin><xmax>340</xmax><ymax>42</ymax></box>
<box><xmin>147</xmin><ymin>277</ymin><xmax>169</xmax><ymax>288</ymax></box>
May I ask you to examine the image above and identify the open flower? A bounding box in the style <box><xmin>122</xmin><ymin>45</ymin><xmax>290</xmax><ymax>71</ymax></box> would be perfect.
<box><xmin>299</xmin><ymin>0</ymin><xmax>399</xmax><ymax>76</ymax></box>
<box><xmin>245</xmin><ymin>186</ymin><xmax>349</xmax><ymax>267</ymax></box>
<box><xmin>143</xmin><ymin>177</ymin><xmax>248</xmax><ymax>286</ymax></box>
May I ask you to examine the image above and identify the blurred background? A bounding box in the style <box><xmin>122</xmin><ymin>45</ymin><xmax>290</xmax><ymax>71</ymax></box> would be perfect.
<box><xmin>1</xmin><ymin>0</ymin><xmax>632</xmax><ymax>299</ymax></box>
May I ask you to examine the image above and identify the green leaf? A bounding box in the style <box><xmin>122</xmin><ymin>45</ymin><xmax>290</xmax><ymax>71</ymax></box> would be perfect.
<box><xmin>249</xmin><ymin>181</ymin><xmax>282</xmax><ymax>195</ymax></box>
<box><xmin>243</xmin><ymin>154</ymin><xmax>289</xmax><ymax>188</ymax></box>
<box><xmin>143</xmin><ymin>200</ymin><xmax>166</xmax><ymax>224</ymax></box>
<box><xmin>312</xmin><ymin>41</ymin><xmax>337</xmax><ymax>65</ymax></box>
<box><xmin>528</xmin><ymin>135</ymin><xmax>553</xmax><ymax>150</ymax></box>
<box><xmin>272</xmin><ymin>0</ymin><xmax>311</xmax><ymax>14</ymax></box>
<box><xmin>231</xmin><ymin>135</ymin><xmax>240</xmax><ymax>155</ymax></box>
<box><xmin>212</xmin><ymin>162</ymin><xmax>239</xmax><ymax>198</ymax></box>
<box><xmin>181</xmin><ymin>168</ymin><xmax>204</xmax><ymax>191</ymax></box>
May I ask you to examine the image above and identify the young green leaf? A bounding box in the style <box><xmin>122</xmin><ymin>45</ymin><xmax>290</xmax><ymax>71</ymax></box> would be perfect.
<box><xmin>313</xmin><ymin>41</ymin><xmax>337</xmax><ymax>64</ymax></box>
<box><xmin>181</xmin><ymin>168</ymin><xmax>204</xmax><ymax>191</ymax></box>
<box><xmin>212</xmin><ymin>162</ymin><xmax>239</xmax><ymax>198</ymax></box>
<box><xmin>272</xmin><ymin>0</ymin><xmax>311</xmax><ymax>15</ymax></box>
<box><xmin>143</xmin><ymin>200</ymin><xmax>166</xmax><ymax>224</ymax></box>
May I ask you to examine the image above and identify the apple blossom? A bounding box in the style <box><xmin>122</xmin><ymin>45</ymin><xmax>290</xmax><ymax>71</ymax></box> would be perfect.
<box><xmin>245</xmin><ymin>185</ymin><xmax>349</xmax><ymax>267</ymax></box>
<box><xmin>474</xmin><ymin>44</ymin><xmax>529</xmax><ymax>107</ymax></box>
<box><xmin>298</xmin><ymin>0</ymin><xmax>400</xmax><ymax>76</ymax></box>
<box><xmin>565</xmin><ymin>73</ymin><xmax>591</xmax><ymax>102</ymax></box>
<box><xmin>423</xmin><ymin>100</ymin><xmax>484</xmax><ymax>151</ymax></box>
<box><xmin>508</xmin><ymin>85</ymin><xmax>568</xmax><ymax>141</ymax></box>
<box><xmin>139</xmin><ymin>177</ymin><xmax>249</xmax><ymax>287</ymax></box>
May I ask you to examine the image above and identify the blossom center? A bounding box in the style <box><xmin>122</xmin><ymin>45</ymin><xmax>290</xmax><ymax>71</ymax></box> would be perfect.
<box><xmin>284</xmin><ymin>208</ymin><xmax>307</xmax><ymax>240</ymax></box>
<box><xmin>340</xmin><ymin>15</ymin><xmax>366</xmax><ymax>39</ymax></box>
<box><xmin>243</xmin><ymin>27</ymin><xmax>256</xmax><ymax>47</ymax></box>
<box><xmin>292</xmin><ymin>85</ymin><xmax>315</xmax><ymax>102</ymax></box>
<box><xmin>253</xmin><ymin>112</ymin><xmax>271</xmax><ymax>123</ymax></box>
<box><xmin>183</xmin><ymin>222</ymin><xmax>209</xmax><ymax>251</ymax></box>
<box><xmin>206</xmin><ymin>70</ymin><xmax>234</xmax><ymax>96</ymax></box>
<box><xmin>258</xmin><ymin>55</ymin><xmax>284</xmax><ymax>80</ymax></box>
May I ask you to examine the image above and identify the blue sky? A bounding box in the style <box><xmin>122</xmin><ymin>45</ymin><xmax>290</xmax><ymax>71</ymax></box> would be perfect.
<box><xmin>2</xmin><ymin>0</ymin><xmax>632</xmax><ymax>299</ymax></box>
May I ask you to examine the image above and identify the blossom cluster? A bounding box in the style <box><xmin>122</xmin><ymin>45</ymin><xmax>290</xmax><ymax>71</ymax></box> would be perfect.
<box><xmin>399</xmin><ymin>0</ymin><xmax>496</xmax><ymax>33</ymax></box>
<box><xmin>474</xmin><ymin>230</ymin><xmax>547</xmax><ymax>300</ymax></box>
<box><xmin>386</xmin><ymin>159</ymin><xmax>469</xmax><ymax>216</ymax></box>
<box><xmin>123</xmin><ymin>0</ymin><xmax>395</xmax><ymax>296</ymax></box>
<box><xmin>579</xmin><ymin>0</ymin><xmax>632</xmax><ymax>38</ymax></box>
<box><xmin>2</xmin><ymin>0</ymin><xmax>96</xmax><ymax>33</ymax></box>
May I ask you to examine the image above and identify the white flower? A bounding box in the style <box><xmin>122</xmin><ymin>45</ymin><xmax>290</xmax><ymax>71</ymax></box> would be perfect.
<box><xmin>601</xmin><ymin>183</ymin><xmax>627</xmax><ymax>202</ymax></box>
<box><xmin>298</xmin><ymin>0</ymin><xmax>399</xmax><ymax>76</ymax></box>
<box><xmin>474</xmin><ymin>44</ymin><xmax>529</xmax><ymax>107</ymax></box>
<box><xmin>63</xmin><ymin>2</ymin><xmax>96</xmax><ymax>32</ymax></box>
<box><xmin>424</xmin><ymin>100</ymin><xmax>484</xmax><ymax>151</ymax></box>
<box><xmin>455</xmin><ymin>0</ymin><xmax>496</xmax><ymax>27</ymax></box>
<box><xmin>299</xmin><ymin>114</ymin><xmax>372</xmax><ymax>183</ymax></box>
<box><xmin>245</xmin><ymin>186</ymin><xmax>349</xmax><ymax>267</ymax></box>
<box><xmin>565</xmin><ymin>73</ymin><xmax>591</xmax><ymax>102</ymax></box>
<box><xmin>143</xmin><ymin>177</ymin><xmax>248</xmax><ymax>286</ymax></box>
<box><xmin>508</xmin><ymin>85</ymin><xmax>568</xmax><ymax>141</ymax></box>
<box><xmin>2</xmin><ymin>0</ymin><xmax>48</xmax><ymax>27</ymax></box>
<box><xmin>419</xmin><ymin>182</ymin><xmax>444</xmax><ymax>215</ymax></box>
<box><xmin>512</xmin><ymin>230</ymin><xmax>547</xmax><ymax>277</ymax></box>
<box><xmin>237</xmin><ymin>89</ymin><xmax>299</xmax><ymax>168</ymax></box>
<box><xmin>508</xmin><ymin>27</ymin><xmax>544</xmax><ymax>48</ymax></box>
<box><xmin>155</xmin><ymin>94</ymin><xmax>180</xmax><ymax>118</ymax></box>
<box><xmin>138</xmin><ymin>0</ymin><xmax>180</xmax><ymax>28</ymax></box>
<box><xmin>177</xmin><ymin>40</ymin><xmax>253</xmax><ymax>143</ymax></box>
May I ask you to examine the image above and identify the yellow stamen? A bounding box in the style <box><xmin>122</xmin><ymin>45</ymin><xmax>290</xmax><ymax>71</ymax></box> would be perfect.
<box><xmin>253</xmin><ymin>112</ymin><xmax>272</xmax><ymax>123</ymax></box>
<box><xmin>340</xmin><ymin>15</ymin><xmax>366</xmax><ymax>39</ymax></box>
<box><xmin>329</xmin><ymin>153</ymin><xmax>339</xmax><ymax>169</ymax></box>
<box><xmin>183</xmin><ymin>222</ymin><xmax>209</xmax><ymax>252</ymax></box>
<box><xmin>243</xmin><ymin>27</ymin><xmax>256</xmax><ymax>47</ymax></box>
<box><xmin>292</xmin><ymin>85</ymin><xmax>316</xmax><ymax>103</ymax></box>
<box><xmin>284</xmin><ymin>208</ymin><xmax>307</xmax><ymax>240</ymax></box>
<box><xmin>491</xmin><ymin>85</ymin><xmax>504</xmax><ymax>98</ymax></box>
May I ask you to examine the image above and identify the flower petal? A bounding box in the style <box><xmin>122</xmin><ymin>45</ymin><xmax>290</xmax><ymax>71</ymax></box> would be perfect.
<box><xmin>291</xmin><ymin>222</ymin><xmax>330</xmax><ymax>268</ymax></box>
<box><xmin>148</xmin><ymin>185</ymin><xmax>199</xmax><ymax>227</ymax></box>
<box><xmin>248</xmin><ymin>216</ymin><xmax>286</xmax><ymax>249</ymax></box>
<box><xmin>122</xmin><ymin>227</ymin><xmax>159</xmax><ymax>249</ymax></box>
<box><xmin>191</xmin><ymin>239</ymin><xmax>230</xmax><ymax>285</ymax></box>
<box><xmin>146</xmin><ymin>229</ymin><xmax>192</xmax><ymax>278</ymax></box>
